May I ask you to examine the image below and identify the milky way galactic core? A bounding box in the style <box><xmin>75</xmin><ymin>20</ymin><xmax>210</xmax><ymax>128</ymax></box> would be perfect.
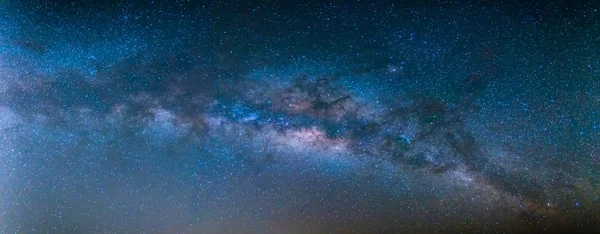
<box><xmin>1</xmin><ymin>1</ymin><xmax>600</xmax><ymax>233</ymax></box>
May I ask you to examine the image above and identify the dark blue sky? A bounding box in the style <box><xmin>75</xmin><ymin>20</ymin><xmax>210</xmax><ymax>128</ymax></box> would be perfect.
<box><xmin>1</xmin><ymin>1</ymin><xmax>599</xmax><ymax>233</ymax></box>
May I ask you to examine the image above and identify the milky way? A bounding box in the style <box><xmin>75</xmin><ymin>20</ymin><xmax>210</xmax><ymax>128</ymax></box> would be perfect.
<box><xmin>1</xmin><ymin>1</ymin><xmax>600</xmax><ymax>233</ymax></box>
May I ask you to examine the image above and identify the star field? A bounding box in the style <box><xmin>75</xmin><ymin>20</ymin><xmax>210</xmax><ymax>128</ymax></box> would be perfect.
<box><xmin>1</xmin><ymin>1</ymin><xmax>600</xmax><ymax>233</ymax></box>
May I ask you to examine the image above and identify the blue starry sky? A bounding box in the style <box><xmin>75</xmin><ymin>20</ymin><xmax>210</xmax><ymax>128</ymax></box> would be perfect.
<box><xmin>1</xmin><ymin>0</ymin><xmax>600</xmax><ymax>233</ymax></box>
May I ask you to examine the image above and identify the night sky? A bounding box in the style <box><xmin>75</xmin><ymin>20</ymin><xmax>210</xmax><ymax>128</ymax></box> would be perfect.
<box><xmin>1</xmin><ymin>1</ymin><xmax>600</xmax><ymax>233</ymax></box>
